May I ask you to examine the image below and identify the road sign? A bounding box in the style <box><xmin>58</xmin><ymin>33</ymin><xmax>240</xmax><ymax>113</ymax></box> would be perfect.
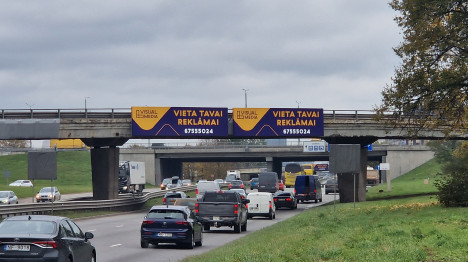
<box><xmin>3</xmin><ymin>171</ymin><xmax>11</xmax><ymax>178</ymax></box>
<box><xmin>379</xmin><ymin>163</ymin><xmax>390</xmax><ymax>170</ymax></box>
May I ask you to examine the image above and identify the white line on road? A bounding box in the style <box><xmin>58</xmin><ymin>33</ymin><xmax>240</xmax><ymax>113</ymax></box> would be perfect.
<box><xmin>110</xmin><ymin>244</ymin><xmax>122</xmax><ymax>248</ymax></box>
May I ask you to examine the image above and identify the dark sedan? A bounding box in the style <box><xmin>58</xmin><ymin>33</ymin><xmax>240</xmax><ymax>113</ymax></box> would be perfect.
<box><xmin>0</xmin><ymin>215</ymin><xmax>96</xmax><ymax>262</ymax></box>
<box><xmin>228</xmin><ymin>180</ymin><xmax>245</xmax><ymax>190</ymax></box>
<box><xmin>141</xmin><ymin>205</ymin><xmax>203</xmax><ymax>249</ymax></box>
<box><xmin>273</xmin><ymin>191</ymin><xmax>298</xmax><ymax>209</ymax></box>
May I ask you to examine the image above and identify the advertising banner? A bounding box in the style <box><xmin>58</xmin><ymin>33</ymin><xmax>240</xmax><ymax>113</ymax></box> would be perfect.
<box><xmin>233</xmin><ymin>108</ymin><xmax>323</xmax><ymax>137</ymax></box>
<box><xmin>132</xmin><ymin>107</ymin><xmax>228</xmax><ymax>137</ymax></box>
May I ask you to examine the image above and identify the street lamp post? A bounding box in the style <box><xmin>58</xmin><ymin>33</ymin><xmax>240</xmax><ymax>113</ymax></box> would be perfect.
<box><xmin>242</xmin><ymin>89</ymin><xmax>249</xmax><ymax>108</ymax></box>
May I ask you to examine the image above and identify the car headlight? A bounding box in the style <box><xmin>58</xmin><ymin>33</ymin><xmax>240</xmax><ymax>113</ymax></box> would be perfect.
<box><xmin>1</xmin><ymin>199</ymin><xmax>8</xmax><ymax>203</ymax></box>
<box><xmin>36</xmin><ymin>194</ymin><xmax>40</xmax><ymax>199</ymax></box>
<box><xmin>49</xmin><ymin>194</ymin><xmax>53</xmax><ymax>198</ymax></box>
<box><xmin>123</xmin><ymin>186</ymin><xmax>128</xmax><ymax>190</ymax></box>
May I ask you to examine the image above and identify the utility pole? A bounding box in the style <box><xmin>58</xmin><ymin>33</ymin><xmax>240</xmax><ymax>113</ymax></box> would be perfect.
<box><xmin>242</xmin><ymin>89</ymin><xmax>249</xmax><ymax>108</ymax></box>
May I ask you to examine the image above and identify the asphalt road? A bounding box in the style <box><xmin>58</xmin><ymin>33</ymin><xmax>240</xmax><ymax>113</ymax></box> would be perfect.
<box><xmin>74</xmin><ymin>192</ymin><xmax>338</xmax><ymax>262</ymax></box>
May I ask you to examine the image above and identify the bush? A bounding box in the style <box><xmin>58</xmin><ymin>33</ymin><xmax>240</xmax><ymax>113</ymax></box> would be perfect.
<box><xmin>433</xmin><ymin>141</ymin><xmax>468</xmax><ymax>207</ymax></box>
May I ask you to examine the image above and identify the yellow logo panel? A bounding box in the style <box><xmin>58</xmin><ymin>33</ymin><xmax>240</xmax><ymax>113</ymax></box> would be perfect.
<box><xmin>233</xmin><ymin>108</ymin><xmax>270</xmax><ymax>131</ymax></box>
<box><xmin>132</xmin><ymin>107</ymin><xmax>171</xmax><ymax>131</ymax></box>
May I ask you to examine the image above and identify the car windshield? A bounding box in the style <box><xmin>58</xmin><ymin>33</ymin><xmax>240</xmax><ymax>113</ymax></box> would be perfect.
<box><xmin>231</xmin><ymin>181</ymin><xmax>242</xmax><ymax>185</ymax></box>
<box><xmin>147</xmin><ymin>210</ymin><xmax>186</xmax><ymax>219</ymax></box>
<box><xmin>0</xmin><ymin>192</ymin><xmax>9</xmax><ymax>198</ymax></box>
<box><xmin>162</xmin><ymin>179</ymin><xmax>172</xmax><ymax>184</ymax></box>
<box><xmin>203</xmin><ymin>193</ymin><xmax>239</xmax><ymax>202</ymax></box>
<box><xmin>0</xmin><ymin>220</ymin><xmax>56</xmax><ymax>234</ymax></box>
<box><xmin>40</xmin><ymin>188</ymin><xmax>53</xmax><ymax>193</ymax></box>
<box><xmin>275</xmin><ymin>192</ymin><xmax>292</xmax><ymax>197</ymax></box>
<box><xmin>165</xmin><ymin>193</ymin><xmax>182</xmax><ymax>198</ymax></box>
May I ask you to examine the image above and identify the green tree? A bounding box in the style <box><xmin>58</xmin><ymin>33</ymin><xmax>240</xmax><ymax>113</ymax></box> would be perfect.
<box><xmin>376</xmin><ymin>0</ymin><xmax>468</xmax><ymax>137</ymax></box>
<box><xmin>432</xmin><ymin>141</ymin><xmax>468</xmax><ymax>207</ymax></box>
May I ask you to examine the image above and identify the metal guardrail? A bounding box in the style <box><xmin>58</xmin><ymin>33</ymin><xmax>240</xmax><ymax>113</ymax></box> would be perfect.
<box><xmin>0</xmin><ymin>185</ymin><xmax>196</xmax><ymax>218</ymax></box>
<box><xmin>0</xmin><ymin>108</ymin><xmax>378</xmax><ymax>121</ymax></box>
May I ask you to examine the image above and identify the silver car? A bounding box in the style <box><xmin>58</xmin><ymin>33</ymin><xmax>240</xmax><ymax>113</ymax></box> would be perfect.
<box><xmin>35</xmin><ymin>187</ymin><xmax>61</xmax><ymax>202</ymax></box>
<box><xmin>0</xmin><ymin>191</ymin><xmax>18</xmax><ymax>204</ymax></box>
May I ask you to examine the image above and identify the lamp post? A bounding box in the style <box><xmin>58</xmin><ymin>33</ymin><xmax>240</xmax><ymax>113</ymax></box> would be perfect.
<box><xmin>242</xmin><ymin>89</ymin><xmax>249</xmax><ymax>108</ymax></box>
<box><xmin>84</xmin><ymin>97</ymin><xmax>90</xmax><ymax>110</ymax></box>
<box><xmin>25</xmin><ymin>103</ymin><xmax>35</xmax><ymax>147</ymax></box>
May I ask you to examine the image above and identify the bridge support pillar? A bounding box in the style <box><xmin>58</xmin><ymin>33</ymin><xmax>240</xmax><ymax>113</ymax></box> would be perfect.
<box><xmin>337</xmin><ymin>146</ymin><xmax>368</xmax><ymax>203</ymax></box>
<box><xmin>266</xmin><ymin>157</ymin><xmax>282</xmax><ymax>178</ymax></box>
<box><xmin>326</xmin><ymin>137</ymin><xmax>377</xmax><ymax>203</ymax></box>
<box><xmin>90</xmin><ymin>147</ymin><xmax>119</xmax><ymax>200</ymax></box>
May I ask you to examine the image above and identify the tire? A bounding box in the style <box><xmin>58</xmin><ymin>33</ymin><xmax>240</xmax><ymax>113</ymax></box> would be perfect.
<box><xmin>140</xmin><ymin>239</ymin><xmax>149</xmax><ymax>248</ymax></box>
<box><xmin>90</xmin><ymin>253</ymin><xmax>96</xmax><ymax>262</ymax></box>
<box><xmin>315</xmin><ymin>198</ymin><xmax>318</xmax><ymax>203</ymax></box>
<box><xmin>185</xmin><ymin>234</ymin><xmax>194</xmax><ymax>249</ymax></box>
<box><xmin>319</xmin><ymin>198</ymin><xmax>322</xmax><ymax>203</ymax></box>
<box><xmin>195</xmin><ymin>232</ymin><xmax>203</xmax><ymax>247</ymax></box>
<box><xmin>269</xmin><ymin>211</ymin><xmax>273</xmax><ymax>220</ymax></box>
<box><xmin>203</xmin><ymin>224</ymin><xmax>210</xmax><ymax>232</ymax></box>
<box><xmin>234</xmin><ymin>223</ymin><xmax>241</xmax><ymax>233</ymax></box>
<box><xmin>241</xmin><ymin>222</ymin><xmax>247</xmax><ymax>232</ymax></box>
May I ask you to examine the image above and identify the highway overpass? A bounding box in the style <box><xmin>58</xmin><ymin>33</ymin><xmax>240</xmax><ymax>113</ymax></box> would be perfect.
<box><xmin>0</xmin><ymin>108</ymin><xmax>465</xmax><ymax>202</ymax></box>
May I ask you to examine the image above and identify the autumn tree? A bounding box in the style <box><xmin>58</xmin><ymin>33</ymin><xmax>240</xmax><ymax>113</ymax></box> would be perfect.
<box><xmin>376</xmin><ymin>0</ymin><xmax>467</xmax><ymax>136</ymax></box>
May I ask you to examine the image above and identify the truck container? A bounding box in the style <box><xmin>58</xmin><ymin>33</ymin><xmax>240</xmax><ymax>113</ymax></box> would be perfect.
<box><xmin>118</xmin><ymin>161</ymin><xmax>146</xmax><ymax>193</ymax></box>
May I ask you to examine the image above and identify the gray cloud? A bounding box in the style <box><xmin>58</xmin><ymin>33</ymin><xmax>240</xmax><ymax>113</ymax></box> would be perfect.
<box><xmin>0</xmin><ymin>1</ymin><xmax>401</xmax><ymax>110</ymax></box>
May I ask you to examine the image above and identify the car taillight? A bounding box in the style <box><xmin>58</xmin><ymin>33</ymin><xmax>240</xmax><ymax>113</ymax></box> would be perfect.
<box><xmin>196</xmin><ymin>189</ymin><xmax>199</xmax><ymax>194</ymax></box>
<box><xmin>229</xmin><ymin>184</ymin><xmax>232</xmax><ymax>188</ymax></box>
<box><xmin>286</xmin><ymin>198</ymin><xmax>292</xmax><ymax>201</ymax></box>
<box><xmin>294</xmin><ymin>189</ymin><xmax>296</xmax><ymax>194</ymax></box>
<box><xmin>240</xmin><ymin>184</ymin><xmax>244</xmax><ymax>188</ymax></box>
<box><xmin>234</xmin><ymin>204</ymin><xmax>238</xmax><ymax>214</ymax></box>
<box><xmin>195</xmin><ymin>203</ymin><xmax>199</xmax><ymax>213</ymax></box>
<box><xmin>142</xmin><ymin>220</ymin><xmax>155</xmax><ymax>225</ymax></box>
<box><xmin>176</xmin><ymin>221</ymin><xmax>189</xmax><ymax>226</ymax></box>
<box><xmin>314</xmin><ymin>189</ymin><xmax>317</xmax><ymax>193</ymax></box>
<box><xmin>269</xmin><ymin>201</ymin><xmax>272</xmax><ymax>209</ymax></box>
<box><xmin>273</xmin><ymin>198</ymin><xmax>277</xmax><ymax>202</ymax></box>
<box><xmin>33</xmin><ymin>241</ymin><xmax>57</xmax><ymax>248</ymax></box>
<box><xmin>163</xmin><ymin>198</ymin><xmax>166</xmax><ymax>203</ymax></box>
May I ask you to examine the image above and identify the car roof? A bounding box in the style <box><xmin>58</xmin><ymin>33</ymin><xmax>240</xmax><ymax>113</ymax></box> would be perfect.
<box><xmin>150</xmin><ymin>205</ymin><xmax>190</xmax><ymax>212</ymax></box>
<box><xmin>4</xmin><ymin>215</ymin><xmax>66</xmax><ymax>223</ymax></box>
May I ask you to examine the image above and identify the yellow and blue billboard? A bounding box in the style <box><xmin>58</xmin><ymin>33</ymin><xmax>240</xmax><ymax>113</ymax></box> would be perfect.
<box><xmin>132</xmin><ymin>107</ymin><xmax>228</xmax><ymax>137</ymax></box>
<box><xmin>233</xmin><ymin>108</ymin><xmax>323</xmax><ymax>137</ymax></box>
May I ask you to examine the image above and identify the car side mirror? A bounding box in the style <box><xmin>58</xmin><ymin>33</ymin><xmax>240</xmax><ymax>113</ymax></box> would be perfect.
<box><xmin>243</xmin><ymin>199</ymin><xmax>250</xmax><ymax>204</ymax></box>
<box><xmin>85</xmin><ymin>232</ymin><xmax>94</xmax><ymax>240</ymax></box>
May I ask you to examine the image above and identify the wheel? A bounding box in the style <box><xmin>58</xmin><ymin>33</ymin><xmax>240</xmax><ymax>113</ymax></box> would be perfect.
<box><xmin>269</xmin><ymin>211</ymin><xmax>273</xmax><ymax>220</ymax></box>
<box><xmin>203</xmin><ymin>224</ymin><xmax>210</xmax><ymax>232</ymax></box>
<box><xmin>315</xmin><ymin>198</ymin><xmax>318</xmax><ymax>203</ymax></box>
<box><xmin>241</xmin><ymin>222</ymin><xmax>247</xmax><ymax>232</ymax></box>
<box><xmin>90</xmin><ymin>253</ymin><xmax>96</xmax><ymax>262</ymax></box>
<box><xmin>319</xmin><ymin>198</ymin><xmax>322</xmax><ymax>202</ymax></box>
<box><xmin>140</xmin><ymin>239</ymin><xmax>149</xmax><ymax>248</ymax></box>
<box><xmin>300</xmin><ymin>199</ymin><xmax>304</xmax><ymax>203</ymax></box>
<box><xmin>195</xmin><ymin>231</ymin><xmax>203</xmax><ymax>246</ymax></box>
<box><xmin>234</xmin><ymin>223</ymin><xmax>241</xmax><ymax>233</ymax></box>
<box><xmin>184</xmin><ymin>234</ymin><xmax>194</xmax><ymax>249</ymax></box>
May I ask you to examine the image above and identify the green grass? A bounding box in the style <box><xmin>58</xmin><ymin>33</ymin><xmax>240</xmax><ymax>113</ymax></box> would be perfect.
<box><xmin>182</xmin><ymin>159</ymin><xmax>468</xmax><ymax>262</ymax></box>
<box><xmin>0</xmin><ymin>151</ymin><xmax>93</xmax><ymax>197</ymax></box>
<box><xmin>183</xmin><ymin>195</ymin><xmax>468</xmax><ymax>262</ymax></box>
<box><xmin>366</xmin><ymin>158</ymin><xmax>440</xmax><ymax>200</ymax></box>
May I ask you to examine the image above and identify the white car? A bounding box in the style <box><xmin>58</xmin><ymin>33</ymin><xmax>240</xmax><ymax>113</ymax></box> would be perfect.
<box><xmin>0</xmin><ymin>191</ymin><xmax>19</xmax><ymax>204</ymax></box>
<box><xmin>9</xmin><ymin>180</ymin><xmax>33</xmax><ymax>187</ymax></box>
<box><xmin>36</xmin><ymin>187</ymin><xmax>61</xmax><ymax>202</ymax></box>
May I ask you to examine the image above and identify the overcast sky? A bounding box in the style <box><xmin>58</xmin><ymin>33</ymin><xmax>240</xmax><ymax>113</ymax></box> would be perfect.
<box><xmin>0</xmin><ymin>1</ymin><xmax>402</xmax><ymax>111</ymax></box>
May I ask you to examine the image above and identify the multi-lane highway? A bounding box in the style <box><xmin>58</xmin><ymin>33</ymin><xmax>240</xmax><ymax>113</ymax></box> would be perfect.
<box><xmin>73</xmin><ymin>191</ymin><xmax>338</xmax><ymax>262</ymax></box>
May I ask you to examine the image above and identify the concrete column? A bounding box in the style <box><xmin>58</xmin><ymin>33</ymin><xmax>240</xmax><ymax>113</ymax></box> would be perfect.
<box><xmin>265</xmin><ymin>157</ymin><xmax>282</xmax><ymax>179</ymax></box>
<box><xmin>337</xmin><ymin>146</ymin><xmax>367</xmax><ymax>203</ymax></box>
<box><xmin>90</xmin><ymin>147</ymin><xmax>119</xmax><ymax>200</ymax></box>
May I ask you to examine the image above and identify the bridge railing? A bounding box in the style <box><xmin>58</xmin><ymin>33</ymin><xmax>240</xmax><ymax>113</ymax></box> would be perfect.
<box><xmin>0</xmin><ymin>108</ymin><xmax>380</xmax><ymax>120</ymax></box>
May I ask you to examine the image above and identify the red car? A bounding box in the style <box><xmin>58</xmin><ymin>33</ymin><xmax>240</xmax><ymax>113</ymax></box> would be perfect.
<box><xmin>278</xmin><ymin>180</ymin><xmax>285</xmax><ymax>191</ymax></box>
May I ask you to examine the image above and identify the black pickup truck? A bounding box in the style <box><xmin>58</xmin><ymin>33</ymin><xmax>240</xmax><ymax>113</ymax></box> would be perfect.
<box><xmin>195</xmin><ymin>191</ymin><xmax>249</xmax><ymax>233</ymax></box>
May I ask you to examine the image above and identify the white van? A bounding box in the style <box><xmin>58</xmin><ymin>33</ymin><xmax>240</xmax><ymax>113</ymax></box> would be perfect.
<box><xmin>246</xmin><ymin>192</ymin><xmax>276</xmax><ymax>219</ymax></box>
<box><xmin>196</xmin><ymin>181</ymin><xmax>221</xmax><ymax>199</ymax></box>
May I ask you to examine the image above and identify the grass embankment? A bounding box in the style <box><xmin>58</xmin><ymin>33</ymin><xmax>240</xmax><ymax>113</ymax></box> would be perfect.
<box><xmin>183</xmin><ymin>159</ymin><xmax>468</xmax><ymax>262</ymax></box>
<box><xmin>0</xmin><ymin>151</ymin><xmax>156</xmax><ymax>198</ymax></box>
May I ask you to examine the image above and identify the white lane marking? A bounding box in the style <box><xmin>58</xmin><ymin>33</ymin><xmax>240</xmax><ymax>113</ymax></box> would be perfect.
<box><xmin>115</xmin><ymin>225</ymin><xmax>124</xmax><ymax>228</ymax></box>
<box><xmin>87</xmin><ymin>229</ymin><xmax>96</xmax><ymax>232</ymax></box>
<box><xmin>110</xmin><ymin>244</ymin><xmax>122</xmax><ymax>248</ymax></box>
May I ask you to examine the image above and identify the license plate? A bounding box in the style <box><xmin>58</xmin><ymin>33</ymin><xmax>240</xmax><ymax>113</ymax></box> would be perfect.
<box><xmin>213</xmin><ymin>216</ymin><xmax>220</xmax><ymax>221</ymax></box>
<box><xmin>157</xmin><ymin>233</ymin><xmax>172</xmax><ymax>237</ymax></box>
<box><xmin>278</xmin><ymin>199</ymin><xmax>285</xmax><ymax>201</ymax></box>
<box><xmin>5</xmin><ymin>245</ymin><xmax>30</xmax><ymax>251</ymax></box>
<box><xmin>250</xmin><ymin>207</ymin><xmax>258</xmax><ymax>210</ymax></box>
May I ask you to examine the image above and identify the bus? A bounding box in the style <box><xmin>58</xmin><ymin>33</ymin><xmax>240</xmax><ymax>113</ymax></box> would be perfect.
<box><xmin>284</xmin><ymin>163</ymin><xmax>305</xmax><ymax>187</ymax></box>
<box><xmin>301</xmin><ymin>163</ymin><xmax>315</xmax><ymax>175</ymax></box>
